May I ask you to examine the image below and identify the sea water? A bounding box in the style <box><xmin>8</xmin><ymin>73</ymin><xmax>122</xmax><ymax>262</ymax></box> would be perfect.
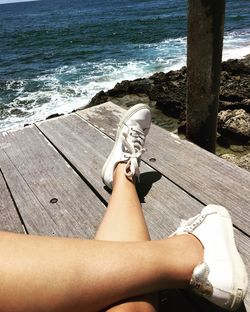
<box><xmin>0</xmin><ymin>0</ymin><xmax>249</xmax><ymax>132</ymax></box>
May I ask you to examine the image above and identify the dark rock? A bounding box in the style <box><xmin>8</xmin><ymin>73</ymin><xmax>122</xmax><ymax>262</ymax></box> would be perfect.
<box><xmin>219</xmin><ymin>56</ymin><xmax>250</xmax><ymax>108</ymax></box>
<box><xmin>88</xmin><ymin>67</ymin><xmax>187</xmax><ymax>119</ymax></box>
<box><xmin>89</xmin><ymin>56</ymin><xmax>249</xmax><ymax>121</ymax></box>
<box><xmin>46</xmin><ymin>113</ymin><xmax>64</xmax><ymax>120</ymax></box>
<box><xmin>88</xmin><ymin>55</ymin><xmax>250</xmax><ymax>143</ymax></box>
<box><xmin>179</xmin><ymin>110</ymin><xmax>186</xmax><ymax>122</ymax></box>
<box><xmin>110</xmin><ymin>94</ymin><xmax>151</xmax><ymax>108</ymax></box>
<box><xmin>106</xmin><ymin>80</ymin><xmax>130</xmax><ymax>96</ymax></box>
<box><xmin>10</xmin><ymin>108</ymin><xmax>23</xmax><ymax>115</ymax></box>
<box><xmin>177</xmin><ymin>121</ymin><xmax>186</xmax><ymax>135</ymax></box>
<box><xmin>219</xmin><ymin>73</ymin><xmax>249</xmax><ymax>105</ymax></box>
<box><xmin>106</xmin><ymin>78</ymin><xmax>153</xmax><ymax>97</ymax></box>
<box><xmin>126</xmin><ymin>78</ymin><xmax>153</xmax><ymax>94</ymax></box>
<box><xmin>87</xmin><ymin>91</ymin><xmax>109</xmax><ymax>107</ymax></box>
<box><xmin>230</xmin><ymin>145</ymin><xmax>246</xmax><ymax>153</ymax></box>
<box><xmin>217</xmin><ymin>135</ymin><xmax>230</xmax><ymax>148</ymax></box>
<box><xmin>219</xmin><ymin>99</ymin><xmax>250</xmax><ymax>112</ymax></box>
<box><xmin>86</xmin><ymin>55</ymin><xmax>250</xmax><ymax>171</ymax></box>
<box><xmin>217</xmin><ymin>109</ymin><xmax>250</xmax><ymax>142</ymax></box>
<box><xmin>221</xmin><ymin>55</ymin><xmax>250</xmax><ymax>75</ymax></box>
<box><xmin>241</xmin><ymin>99</ymin><xmax>250</xmax><ymax>113</ymax></box>
<box><xmin>150</xmin><ymin>68</ymin><xmax>186</xmax><ymax>118</ymax></box>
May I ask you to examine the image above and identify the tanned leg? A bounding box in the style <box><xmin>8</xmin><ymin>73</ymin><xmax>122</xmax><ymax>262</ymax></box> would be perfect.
<box><xmin>95</xmin><ymin>163</ymin><xmax>158</xmax><ymax>311</ymax></box>
<box><xmin>0</xmin><ymin>231</ymin><xmax>203</xmax><ymax>312</ymax></box>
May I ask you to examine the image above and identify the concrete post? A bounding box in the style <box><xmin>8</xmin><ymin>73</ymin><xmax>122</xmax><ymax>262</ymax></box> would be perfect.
<box><xmin>186</xmin><ymin>0</ymin><xmax>225</xmax><ymax>153</ymax></box>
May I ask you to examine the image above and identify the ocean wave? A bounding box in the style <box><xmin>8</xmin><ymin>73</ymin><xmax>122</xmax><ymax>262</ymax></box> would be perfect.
<box><xmin>0</xmin><ymin>60</ymin><xmax>159</xmax><ymax>132</ymax></box>
<box><xmin>1</xmin><ymin>30</ymin><xmax>249</xmax><ymax>132</ymax></box>
<box><xmin>223</xmin><ymin>30</ymin><xmax>250</xmax><ymax>60</ymax></box>
<box><xmin>138</xmin><ymin>30</ymin><xmax>250</xmax><ymax>63</ymax></box>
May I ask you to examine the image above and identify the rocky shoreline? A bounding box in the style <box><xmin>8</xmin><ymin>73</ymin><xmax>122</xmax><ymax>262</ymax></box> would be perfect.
<box><xmin>88</xmin><ymin>55</ymin><xmax>250</xmax><ymax>171</ymax></box>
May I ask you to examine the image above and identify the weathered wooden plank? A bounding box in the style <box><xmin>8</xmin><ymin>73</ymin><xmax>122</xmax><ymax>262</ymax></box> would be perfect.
<box><xmin>0</xmin><ymin>167</ymin><xmax>24</xmax><ymax>233</ymax></box>
<box><xmin>37</xmin><ymin>115</ymin><xmax>203</xmax><ymax>312</ymax></box>
<box><xmin>0</xmin><ymin>148</ymin><xmax>59</xmax><ymax>235</ymax></box>
<box><xmin>77</xmin><ymin>102</ymin><xmax>250</xmax><ymax>236</ymax></box>
<box><xmin>37</xmin><ymin>114</ymin><xmax>204</xmax><ymax>239</ymax></box>
<box><xmin>0</xmin><ymin>126</ymin><xmax>105</xmax><ymax>238</ymax></box>
<box><xmin>38</xmin><ymin>111</ymin><xmax>250</xmax><ymax>310</ymax></box>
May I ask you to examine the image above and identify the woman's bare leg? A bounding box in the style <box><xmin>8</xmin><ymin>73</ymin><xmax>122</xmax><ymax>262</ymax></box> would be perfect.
<box><xmin>0</xmin><ymin>231</ymin><xmax>203</xmax><ymax>312</ymax></box>
<box><xmin>95</xmin><ymin>163</ymin><xmax>158</xmax><ymax>311</ymax></box>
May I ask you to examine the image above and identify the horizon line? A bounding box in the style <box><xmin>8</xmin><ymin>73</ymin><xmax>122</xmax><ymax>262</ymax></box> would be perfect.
<box><xmin>0</xmin><ymin>0</ymin><xmax>39</xmax><ymax>5</ymax></box>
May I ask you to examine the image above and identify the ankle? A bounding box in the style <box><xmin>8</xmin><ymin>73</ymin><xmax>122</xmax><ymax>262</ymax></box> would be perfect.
<box><xmin>113</xmin><ymin>162</ymin><xmax>134</xmax><ymax>185</ymax></box>
<box><xmin>160</xmin><ymin>235</ymin><xmax>204</xmax><ymax>288</ymax></box>
<box><xmin>176</xmin><ymin>234</ymin><xmax>204</xmax><ymax>285</ymax></box>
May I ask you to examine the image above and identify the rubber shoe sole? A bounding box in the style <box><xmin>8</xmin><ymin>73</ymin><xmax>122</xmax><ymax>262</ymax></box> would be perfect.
<box><xmin>216</xmin><ymin>206</ymin><xmax>248</xmax><ymax>311</ymax></box>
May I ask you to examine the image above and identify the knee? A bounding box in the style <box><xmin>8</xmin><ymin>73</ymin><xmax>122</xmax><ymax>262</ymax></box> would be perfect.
<box><xmin>106</xmin><ymin>296</ymin><xmax>158</xmax><ymax>312</ymax></box>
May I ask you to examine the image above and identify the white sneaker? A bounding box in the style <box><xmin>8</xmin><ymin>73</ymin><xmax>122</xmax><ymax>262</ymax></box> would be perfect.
<box><xmin>101</xmin><ymin>104</ymin><xmax>151</xmax><ymax>189</ymax></box>
<box><xmin>171</xmin><ymin>204</ymin><xmax>248</xmax><ymax>311</ymax></box>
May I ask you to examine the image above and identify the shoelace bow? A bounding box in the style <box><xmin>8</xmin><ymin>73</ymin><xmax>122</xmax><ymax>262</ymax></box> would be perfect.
<box><xmin>170</xmin><ymin>213</ymin><xmax>207</xmax><ymax>236</ymax></box>
<box><xmin>121</xmin><ymin>125</ymin><xmax>146</xmax><ymax>179</ymax></box>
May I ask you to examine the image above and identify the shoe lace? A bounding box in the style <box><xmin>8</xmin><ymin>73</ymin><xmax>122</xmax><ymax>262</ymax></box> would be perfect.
<box><xmin>121</xmin><ymin>123</ymin><xmax>146</xmax><ymax>179</ymax></box>
<box><xmin>171</xmin><ymin>213</ymin><xmax>206</xmax><ymax>236</ymax></box>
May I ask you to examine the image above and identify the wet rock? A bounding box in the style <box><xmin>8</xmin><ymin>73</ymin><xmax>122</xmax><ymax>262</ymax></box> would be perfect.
<box><xmin>149</xmin><ymin>68</ymin><xmax>186</xmax><ymax>117</ymax></box>
<box><xmin>177</xmin><ymin>121</ymin><xmax>186</xmax><ymax>135</ymax></box>
<box><xmin>217</xmin><ymin>135</ymin><xmax>230</xmax><ymax>148</ymax></box>
<box><xmin>219</xmin><ymin>55</ymin><xmax>250</xmax><ymax>110</ymax></box>
<box><xmin>230</xmin><ymin>145</ymin><xmax>246</xmax><ymax>153</ymax></box>
<box><xmin>110</xmin><ymin>94</ymin><xmax>151</xmax><ymax>107</ymax></box>
<box><xmin>46</xmin><ymin>113</ymin><xmax>64</xmax><ymax>120</ymax></box>
<box><xmin>106</xmin><ymin>78</ymin><xmax>153</xmax><ymax>97</ymax></box>
<box><xmin>10</xmin><ymin>108</ymin><xmax>24</xmax><ymax>115</ymax></box>
<box><xmin>241</xmin><ymin>99</ymin><xmax>250</xmax><ymax>112</ymax></box>
<box><xmin>221</xmin><ymin>55</ymin><xmax>250</xmax><ymax>75</ymax></box>
<box><xmin>88</xmin><ymin>67</ymin><xmax>187</xmax><ymax>118</ymax></box>
<box><xmin>219</xmin><ymin>73</ymin><xmax>250</xmax><ymax>106</ymax></box>
<box><xmin>217</xmin><ymin>109</ymin><xmax>250</xmax><ymax>142</ymax></box>
<box><xmin>89</xmin><ymin>56</ymin><xmax>249</xmax><ymax>119</ymax></box>
<box><xmin>219</xmin><ymin>99</ymin><xmax>250</xmax><ymax>112</ymax></box>
<box><xmin>87</xmin><ymin>90</ymin><xmax>109</xmax><ymax>107</ymax></box>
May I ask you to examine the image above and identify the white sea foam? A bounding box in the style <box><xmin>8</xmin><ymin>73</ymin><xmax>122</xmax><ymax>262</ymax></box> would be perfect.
<box><xmin>1</xmin><ymin>30</ymin><xmax>249</xmax><ymax>132</ymax></box>
<box><xmin>223</xmin><ymin>31</ymin><xmax>250</xmax><ymax>60</ymax></box>
<box><xmin>1</xmin><ymin>61</ymin><xmax>157</xmax><ymax>132</ymax></box>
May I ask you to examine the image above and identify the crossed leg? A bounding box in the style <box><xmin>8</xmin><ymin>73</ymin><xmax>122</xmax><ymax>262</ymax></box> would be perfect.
<box><xmin>0</xmin><ymin>230</ymin><xmax>203</xmax><ymax>312</ymax></box>
<box><xmin>95</xmin><ymin>163</ymin><xmax>158</xmax><ymax>312</ymax></box>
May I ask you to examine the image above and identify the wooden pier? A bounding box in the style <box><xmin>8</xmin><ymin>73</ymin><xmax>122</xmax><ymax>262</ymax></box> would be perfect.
<box><xmin>0</xmin><ymin>102</ymin><xmax>249</xmax><ymax>311</ymax></box>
